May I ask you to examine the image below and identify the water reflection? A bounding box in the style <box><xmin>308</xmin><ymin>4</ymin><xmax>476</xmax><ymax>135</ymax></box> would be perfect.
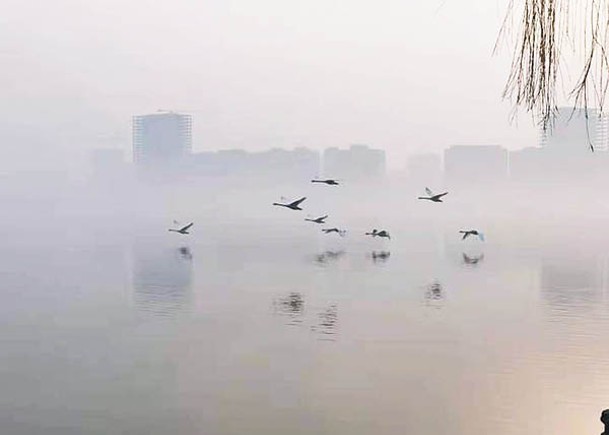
<box><xmin>178</xmin><ymin>246</ymin><xmax>193</xmax><ymax>260</ymax></box>
<box><xmin>541</xmin><ymin>255</ymin><xmax>602</xmax><ymax>313</ymax></box>
<box><xmin>313</xmin><ymin>250</ymin><xmax>345</xmax><ymax>266</ymax></box>
<box><xmin>462</xmin><ymin>252</ymin><xmax>484</xmax><ymax>266</ymax></box>
<box><xmin>272</xmin><ymin>292</ymin><xmax>338</xmax><ymax>338</ymax></box>
<box><xmin>272</xmin><ymin>292</ymin><xmax>305</xmax><ymax>325</ymax></box>
<box><xmin>370</xmin><ymin>250</ymin><xmax>391</xmax><ymax>264</ymax></box>
<box><xmin>311</xmin><ymin>304</ymin><xmax>338</xmax><ymax>340</ymax></box>
<box><xmin>424</xmin><ymin>281</ymin><xmax>444</xmax><ymax>308</ymax></box>
<box><xmin>132</xmin><ymin>242</ymin><xmax>193</xmax><ymax>319</ymax></box>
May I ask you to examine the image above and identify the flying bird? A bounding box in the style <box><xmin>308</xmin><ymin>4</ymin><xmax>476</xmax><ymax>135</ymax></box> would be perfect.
<box><xmin>418</xmin><ymin>187</ymin><xmax>449</xmax><ymax>203</ymax></box>
<box><xmin>459</xmin><ymin>230</ymin><xmax>484</xmax><ymax>241</ymax></box>
<box><xmin>322</xmin><ymin>228</ymin><xmax>346</xmax><ymax>237</ymax></box>
<box><xmin>273</xmin><ymin>197</ymin><xmax>307</xmax><ymax>210</ymax></box>
<box><xmin>305</xmin><ymin>215</ymin><xmax>328</xmax><ymax>224</ymax></box>
<box><xmin>365</xmin><ymin>229</ymin><xmax>391</xmax><ymax>239</ymax></box>
<box><xmin>169</xmin><ymin>222</ymin><xmax>193</xmax><ymax>235</ymax></box>
<box><xmin>311</xmin><ymin>179</ymin><xmax>340</xmax><ymax>186</ymax></box>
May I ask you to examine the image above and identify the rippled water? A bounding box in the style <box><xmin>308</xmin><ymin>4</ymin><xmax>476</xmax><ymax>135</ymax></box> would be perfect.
<box><xmin>1</xmin><ymin>217</ymin><xmax>609</xmax><ymax>435</ymax></box>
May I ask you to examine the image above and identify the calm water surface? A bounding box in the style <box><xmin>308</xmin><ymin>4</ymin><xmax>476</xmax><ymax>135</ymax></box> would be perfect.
<box><xmin>1</xmin><ymin>217</ymin><xmax>609</xmax><ymax>435</ymax></box>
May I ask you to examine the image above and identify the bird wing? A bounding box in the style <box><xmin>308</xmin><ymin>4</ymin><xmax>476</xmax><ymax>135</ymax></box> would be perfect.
<box><xmin>461</xmin><ymin>232</ymin><xmax>470</xmax><ymax>240</ymax></box>
<box><xmin>289</xmin><ymin>197</ymin><xmax>307</xmax><ymax>207</ymax></box>
<box><xmin>179</xmin><ymin>222</ymin><xmax>194</xmax><ymax>232</ymax></box>
<box><xmin>320</xmin><ymin>215</ymin><xmax>328</xmax><ymax>220</ymax></box>
<box><xmin>434</xmin><ymin>192</ymin><xmax>449</xmax><ymax>199</ymax></box>
<box><xmin>425</xmin><ymin>187</ymin><xmax>434</xmax><ymax>196</ymax></box>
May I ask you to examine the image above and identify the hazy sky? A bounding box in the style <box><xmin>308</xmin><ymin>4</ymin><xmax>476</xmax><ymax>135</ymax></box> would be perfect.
<box><xmin>2</xmin><ymin>0</ymin><xmax>540</xmax><ymax>172</ymax></box>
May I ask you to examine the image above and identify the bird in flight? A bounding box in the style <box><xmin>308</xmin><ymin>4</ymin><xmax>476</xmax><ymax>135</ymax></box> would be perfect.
<box><xmin>459</xmin><ymin>230</ymin><xmax>484</xmax><ymax>241</ymax></box>
<box><xmin>273</xmin><ymin>197</ymin><xmax>307</xmax><ymax>210</ymax></box>
<box><xmin>365</xmin><ymin>229</ymin><xmax>391</xmax><ymax>239</ymax></box>
<box><xmin>418</xmin><ymin>187</ymin><xmax>449</xmax><ymax>203</ymax></box>
<box><xmin>305</xmin><ymin>215</ymin><xmax>328</xmax><ymax>224</ymax></box>
<box><xmin>322</xmin><ymin>228</ymin><xmax>346</xmax><ymax>237</ymax></box>
<box><xmin>311</xmin><ymin>179</ymin><xmax>340</xmax><ymax>186</ymax></box>
<box><xmin>169</xmin><ymin>222</ymin><xmax>193</xmax><ymax>235</ymax></box>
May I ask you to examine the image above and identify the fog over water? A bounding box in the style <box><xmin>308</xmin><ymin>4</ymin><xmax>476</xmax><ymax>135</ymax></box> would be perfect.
<box><xmin>2</xmin><ymin>176</ymin><xmax>609</xmax><ymax>435</ymax></box>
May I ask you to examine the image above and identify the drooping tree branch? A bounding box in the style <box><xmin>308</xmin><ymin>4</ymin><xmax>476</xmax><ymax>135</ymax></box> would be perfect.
<box><xmin>498</xmin><ymin>0</ymin><xmax>609</xmax><ymax>149</ymax></box>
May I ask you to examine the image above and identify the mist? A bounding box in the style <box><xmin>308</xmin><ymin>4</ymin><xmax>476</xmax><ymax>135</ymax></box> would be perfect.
<box><xmin>5</xmin><ymin>1</ymin><xmax>609</xmax><ymax>434</ymax></box>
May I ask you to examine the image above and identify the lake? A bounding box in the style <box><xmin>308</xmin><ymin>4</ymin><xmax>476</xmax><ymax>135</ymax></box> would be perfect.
<box><xmin>1</xmin><ymin>209</ymin><xmax>608</xmax><ymax>435</ymax></box>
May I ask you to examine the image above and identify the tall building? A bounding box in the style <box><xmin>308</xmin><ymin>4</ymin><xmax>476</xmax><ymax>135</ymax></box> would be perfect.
<box><xmin>444</xmin><ymin>145</ymin><xmax>508</xmax><ymax>185</ymax></box>
<box><xmin>322</xmin><ymin>144</ymin><xmax>385</xmax><ymax>181</ymax></box>
<box><xmin>132</xmin><ymin>112</ymin><xmax>192</xmax><ymax>169</ymax></box>
<box><xmin>541</xmin><ymin>107</ymin><xmax>609</xmax><ymax>152</ymax></box>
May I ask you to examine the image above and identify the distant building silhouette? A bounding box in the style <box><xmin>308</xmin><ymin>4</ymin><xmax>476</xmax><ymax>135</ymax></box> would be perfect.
<box><xmin>541</xmin><ymin>107</ymin><xmax>608</xmax><ymax>152</ymax></box>
<box><xmin>509</xmin><ymin>146</ymin><xmax>545</xmax><ymax>184</ymax></box>
<box><xmin>444</xmin><ymin>145</ymin><xmax>508</xmax><ymax>186</ymax></box>
<box><xmin>132</xmin><ymin>112</ymin><xmax>192</xmax><ymax>172</ymax></box>
<box><xmin>406</xmin><ymin>153</ymin><xmax>442</xmax><ymax>185</ymax></box>
<box><xmin>188</xmin><ymin>147</ymin><xmax>320</xmax><ymax>185</ymax></box>
<box><xmin>322</xmin><ymin>144</ymin><xmax>385</xmax><ymax>181</ymax></box>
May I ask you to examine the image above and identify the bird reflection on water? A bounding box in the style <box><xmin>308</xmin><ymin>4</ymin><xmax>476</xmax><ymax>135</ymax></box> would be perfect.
<box><xmin>272</xmin><ymin>293</ymin><xmax>338</xmax><ymax>339</ymax></box>
<box><xmin>370</xmin><ymin>251</ymin><xmax>391</xmax><ymax>264</ymax></box>
<box><xmin>462</xmin><ymin>252</ymin><xmax>484</xmax><ymax>266</ymax></box>
<box><xmin>178</xmin><ymin>246</ymin><xmax>193</xmax><ymax>260</ymax></box>
<box><xmin>132</xmin><ymin>243</ymin><xmax>193</xmax><ymax>319</ymax></box>
<box><xmin>425</xmin><ymin>281</ymin><xmax>444</xmax><ymax>308</ymax></box>
<box><xmin>272</xmin><ymin>292</ymin><xmax>305</xmax><ymax>325</ymax></box>
<box><xmin>313</xmin><ymin>250</ymin><xmax>345</xmax><ymax>266</ymax></box>
<box><xmin>311</xmin><ymin>304</ymin><xmax>338</xmax><ymax>340</ymax></box>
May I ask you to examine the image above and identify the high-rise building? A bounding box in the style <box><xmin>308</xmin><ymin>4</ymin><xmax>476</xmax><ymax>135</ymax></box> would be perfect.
<box><xmin>132</xmin><ymin>112</ymin><xmax>192</xmax><ymax>168</ymax></box>
<box><xmin>541</xmin><ymin>107</ymin><xmax>609</xmax><ymax>152</ymax></box>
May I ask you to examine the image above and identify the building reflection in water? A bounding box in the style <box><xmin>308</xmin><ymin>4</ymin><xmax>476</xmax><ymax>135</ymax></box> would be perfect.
<box><xmin>424</xmin><ymin>281</ymin><xmax>444</xmax><ymax>309</ymax></box>
<box><xmin>132</xmin><ymin>242</ymin><xmax>193</xmax><ymax>319</ymax></box>
<box><xmin>370</xmin><ymin>251</ymin><xmax>391</xmax><ymax>264</ymax></box>
<box><xmin>272</xmin><ymin>292</ymin><xmax>305</xmax><ymax>325</ymax></box>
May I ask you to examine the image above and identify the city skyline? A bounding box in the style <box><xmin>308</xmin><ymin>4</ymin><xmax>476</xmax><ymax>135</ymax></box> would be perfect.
<box><xmin>2</xmin><ymin>0</ymin><xmax>545</xmax><ymax>175</ymax></box>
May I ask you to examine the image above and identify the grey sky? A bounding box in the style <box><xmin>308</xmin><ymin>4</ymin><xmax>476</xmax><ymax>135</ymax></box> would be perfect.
<box><xmin>2</xmin><ymin>0</ymin><xmax>538</xmax><ymax>172</ymax></box>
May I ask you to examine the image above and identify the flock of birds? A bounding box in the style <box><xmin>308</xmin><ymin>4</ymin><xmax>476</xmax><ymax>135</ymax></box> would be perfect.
<box><xmin>271</xmin><ymin>178</ymin><xmax>393</xmax><ymax>239</ymax></box>
<box><xmin>167</xmin><ymin>179</ymin><xmax>485</xmax><ymax>242</ymax></box>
